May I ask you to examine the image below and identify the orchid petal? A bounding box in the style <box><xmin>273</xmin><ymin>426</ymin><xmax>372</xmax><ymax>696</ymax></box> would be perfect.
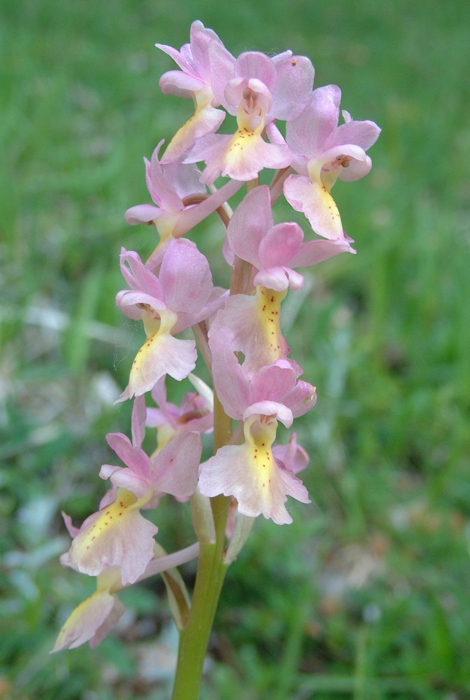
<box><xmin>105</xmin><ymin>432</ymin><xmax>151</xmax><ymax>476</ymax></box>
<box><xmin>284</xmin><ymin>174</ymin><xmax>344</xmax><ymax>240</ymax></box>
<box><xmin>125</xmin><ymin>204</ymin><xmax>161</xmax><ymax>225</ymax></box>
<box><xmin>161</xmin><ymin>102</ymin><xmax>226</xmax><ymax>165</ymax></box>
<box><xmin>189</xmin><ymin>20</ymin><xmax>223</xmax><ymax>79</ymax></box>
<box><xmin>115</xmin><ymin>290</ymin><xmax>166</xmax><ymax>321</ymax></box>
<box><xmin>156</xmin><ymin>43</ymin><xmax>194</xmax><ymax>76</ymax></box>
<box><xmin>324</xmin><ymin>118</ymin><xmax>381</xmax><ymax>152</ymax></box>
<box><xmin>52</xmin><ymin>589</ymin><xmax>124</xmax><ymax>651</ymax></box>
<box><xmin>159</xmin><ymin>238</ymin><xmax>212</xmax><ymax>314</ymax></box>
<box><xmin>226</xmin><ymin>185</ymin><xmax>272</xmax><ymax>266</ymax></box>
<box><xmin>235</xmin><ymin>51</ymin><xmax>277</xmax><ymax>90</ymax></box>
<box><xmin>243</xmin><ymin>401</ymin><xmax>293</xmax><ymax>427</ymax></box>
<box><xmin>119</xmin><ymin>249</ymin><xmax>164</xmax><ymax>297</ymax></box>
<box><xmin>209</xmin><ymin>325</ymin><xmax>251</xmax><ymax>419</ymax></box>
<box><xmin>63</xmin><ymin>489</ymin><xmax>158</xmax><ymax>585</ymax></box>
<box><xmin>148</xmin><ymin>146</ymin><xmax>184</xmax><ymax>211</ymax></box>
<box><xmin>271</xmin><ymin>54</ymin><xmax>315</xmax><ymax>121</ymax></box>
<box><xmin>208</xmin><ymin>40</ymin><xmax>236</xmax><ymax>107</ymax></box>
<box><xmin>287</xmin><ymin>85</ymin><xmax>341</xmax><ymax>158</ymax></box>
<box><xmin>253</xmin><ymin>266</ymin><xmax>293</xmax><ymax>291</ymax></box>
<box><xmin>250</xmin><ymin>361</ymin><xmax>297</xmax><ymax>402</ymax></box>
<box><xmin>289</xmin><ymin>237</ymin><xmax>355</xmax><ymax>267</ymax></box>
<box><xmin>258</xmin><ymin>221</ymin><xmax>304</xmax><ymax>268</ymax></box>
<box><xmin>159</xmin><ymin>70</ymin><xmax>206</xmax><ymax>96</ymax></box>
<box><xmin>163</xmin><ymin>159</ymin><xmax>206</xmax><ymax>200</ymax></box>
<box><xmin>99</xmin><ymin>465</ymin><xmax>149</xmax><ymax>499</ymax></box>
<box><xmin>150</xmin><ymin>431</ymin><xmax>202</xmax><ymax>500</ymax></box>
<box><xmin>118</xmin><ymin>331</ymin><xmax>196</xmax><ymax>402</ymax></box>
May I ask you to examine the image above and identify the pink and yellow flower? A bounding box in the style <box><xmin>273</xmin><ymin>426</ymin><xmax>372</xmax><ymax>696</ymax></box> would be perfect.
<box><xmin>185</xmin><ymin>50</ymin><xmax>314</xmax><ymax>183</ymax></box>
<box><xmin>156</xmin><ymin>20</ymin><xmax>231</xmax><ymax>163</ymax></box>
<box><xmin>283</xmin><ymin>85</ymin><xmax>381</xmax><ymax>239</ymax></box>
<box><xmin>116</xmin><ymin>239</ymin><xmax>226</xmax><ymax>400</ymax></box>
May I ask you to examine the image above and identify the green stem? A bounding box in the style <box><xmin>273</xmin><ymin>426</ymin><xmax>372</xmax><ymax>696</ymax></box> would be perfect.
<box><xmin>171</xmin><ymin>399</ymin><xmax>231</xmax><ymax>700</ymax></box>
<box><xmin>171</xmin><ymin>227</ymin><xmax>252</xmax><ymax>698</ymax></box>
<box><xmin>170</xmin><ymin>538</ymin><xmax>228</xmax><ymax>700</ymax></box>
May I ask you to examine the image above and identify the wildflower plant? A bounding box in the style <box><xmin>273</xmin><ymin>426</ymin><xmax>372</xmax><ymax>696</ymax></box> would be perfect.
<box><xmin>53</xmin><ymin>21</ymin><xmax>380</xmax><ymax>699</ymax></box>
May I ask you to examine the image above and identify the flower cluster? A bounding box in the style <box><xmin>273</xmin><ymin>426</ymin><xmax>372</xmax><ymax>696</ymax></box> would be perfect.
<box><xmin>54</xmin><ymin>21</ymin><xmax>380</xmax><ymax>651</ymax></box>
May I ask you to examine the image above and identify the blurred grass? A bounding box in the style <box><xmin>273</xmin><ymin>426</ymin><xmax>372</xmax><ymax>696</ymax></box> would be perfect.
<box><xmin>1</xmin><ymin>0</ymin><xmax>470</xmax><ymax>698</ymax></box>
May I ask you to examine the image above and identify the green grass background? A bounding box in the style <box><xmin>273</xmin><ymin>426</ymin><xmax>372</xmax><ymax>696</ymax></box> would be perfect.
<box><xmin>1</xmin><ymin>0</ymin><xmax>470</xmax><ymax>698</ymax></box>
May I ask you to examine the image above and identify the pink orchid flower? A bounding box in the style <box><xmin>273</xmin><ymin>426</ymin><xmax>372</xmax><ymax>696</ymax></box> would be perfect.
<box><xmin>199</xmin><ymin>408</ymin><xmax>310</xmax><ymax>525</ymax></box>
<box><xmin>60</xmin><ymin>490</ymin><xmax>159</xmax><ymax>587</ymax></box>
<box><xmin>100</xmin><ymin>393</ymin><xmax>202</xmax><ymax>503</ymax></box>
<box><xmin>53</xmin><ymin>541</ymin><xmax>200</xmax><ymax>651</ymax></box>
<box><xmin>146</xmin><ymin>376</ymin><xmax>213</xmax><ymax>450</ymax></box>
<box><xmin>227</xmin><ymin>185</ymin><xmax>355</xmax><ymax>291</ymax></box>
<box><xmin>60</xmin><ymin>399</ymin><xmax>202</xmax><ymax>586</ymax></box>
<box><xmin>209</xmin><ymin>326</ymin><xmax>316</xmax><ymax>422</ymax></box>
<box><xmin>125</xmin><ymin>141</ymin><xmax>242</xmax><ymax>245</ymax></box>
<box><xmin>100</xmin><ymin>426</ymin><xmax>202</xmax><ymax>503</ymax></box>
<box><xmin>185</xmin><ymin>50</ymin><xmax>314</xmax><ymax>183</ymax></box>
<box><xmin>52</xmin><ymin>567</ymin><xmax>125</xmax><ymax>651</ymax></box>
<box><xmin>199</xmin><ymin>326</ymin><xmax>315</xmax><ymax>524</ymax></box>
<box><xmin>156</xmin><ymin>21</ymin><xmax>232</xmax><ymax>163</ymax></box>
<box><xmin>116</xmin><ymin>239</ymin><xmax>226</xmax><ymax>401</ymax></box>
<box><xmin>283</xmin><ymin>84</ymin><xmax>381</xmax><ymax>239</ymax></box>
